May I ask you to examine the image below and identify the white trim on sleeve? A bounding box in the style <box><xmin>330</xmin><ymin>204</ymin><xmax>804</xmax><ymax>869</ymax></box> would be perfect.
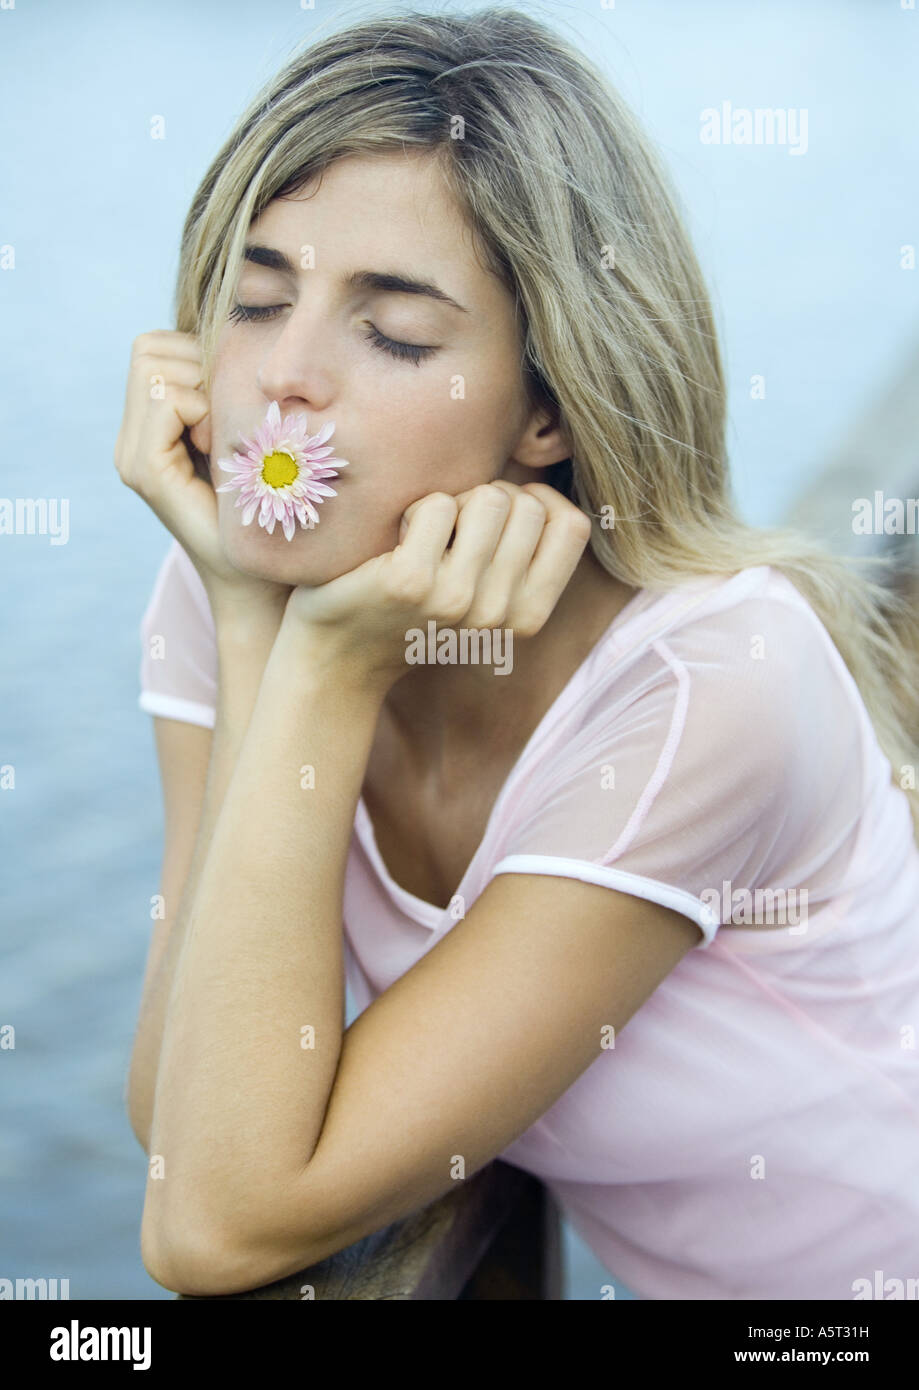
<box><xmin>489</xmin><ymin>853</ymin><xmax>720</xmax><ymax>949</ymax></box>
<box><xmin>138</xmin><ymin>692</ymin><xmax>217</xmax><ymax>730</ymax></box>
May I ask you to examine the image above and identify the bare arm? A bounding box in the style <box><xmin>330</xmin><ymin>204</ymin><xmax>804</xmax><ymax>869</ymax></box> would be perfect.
<box><xmin>138</xmin><ymin>612</ymin><xmax>701</xmax><ymax>1299</ymax></box>
<box><xmin>115</xmin><ymin>327</ymin><xmax>294</xmax><ymax>1149</ymax></box>
<box><xmin>126</xmin><ymin>601</ymin><xmax>286</xmax><ymax>1154</ymax></box>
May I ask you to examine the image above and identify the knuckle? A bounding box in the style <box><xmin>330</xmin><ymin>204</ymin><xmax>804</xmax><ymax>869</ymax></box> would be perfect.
<box><xmin>475</xmin><ymin>482</ymin><xmax>512</xmax><ymax>508</ymax></box>
<box><xmin>465</xmin><ymin>604</ymin><xmax>505</xmax><ymax>630</ymax></box>
<box><xmin>384</xmin><ymin>564</ymin><xmax>430</xmax><ymax>607</ymax></box>
<box><xmin>520</xmin><ymin>481</ymin><xmax>556</xmax><ymax>499</ymax></box>
<box><xmin>436</xmin><ymin>583</ymin><xmax>475</xmax><ymax>623</ymax></box>
<box><xmin>509</xmin><ymin>604</ymin><xmax>546</xmax><ymax>638</ymax></box>
<box><xmin>133</xmin><ymin>352</ymin><xmax>159</xmax><ymax>378</ymax></box>
<box><xmin>566</xmin><ymin>507</ymin><xmax>593</xmax><ymax>540</ymax></box>
<box><xmin>424</xmin><ymin>491</ymin><xmax>458</xmax><ymax>513</ymax></box>
<box><xmin>132</xmin><ymin>332</ymin><xmax>160</xmax><ymax>358</ymax></box>
<box><xmin>514</xmin><ymin>492</ymin><xmax>546</xmax><ymax>521</ymax></box>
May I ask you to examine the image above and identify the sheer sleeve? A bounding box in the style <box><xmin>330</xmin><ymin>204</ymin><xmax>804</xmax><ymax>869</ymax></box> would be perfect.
<box><xmin>490</xmin><ymin>595</ymin><xmax>867</xmax><ymax>950</ymax></box>
<box><xmin>137</xmin><ymin>540</ymin><xmax>217</xmax><ymax>729</ymax></box>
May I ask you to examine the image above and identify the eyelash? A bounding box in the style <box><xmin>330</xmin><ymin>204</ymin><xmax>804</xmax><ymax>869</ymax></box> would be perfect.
<box><xmin>226</xmin><ymin>303</ymin><xmax>437</xmax><ymax>366</ymax></box>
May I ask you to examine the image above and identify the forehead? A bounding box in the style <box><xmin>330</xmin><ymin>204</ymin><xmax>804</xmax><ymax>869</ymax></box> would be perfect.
<box><xmin>246</xmin><ymin>151</ymin><xmax>499</xmax><ymax>299</ymax></box>
<box><xmin>253</xmin><ymin>151</ymin><xmax>460</xmax><ymax>238</ymax></box>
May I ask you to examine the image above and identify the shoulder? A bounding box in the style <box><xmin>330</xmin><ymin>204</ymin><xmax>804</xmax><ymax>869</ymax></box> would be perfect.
<box><xmin>658</xmin><ymin>568</ymin><xmax>864</xmax><ymax>780</ymax></box>
<box><xmin>593</xmin><ymin>565</ymin><xmax>851</xmax><ymax>717</ymax></box>
<box><xmin>141</xmin><ymin>539</ymin><xmax>215</xmax><ymax>637</ymax></box>
<box><xmin>620</xmin><ymin>565</ymin><xmax>831</xmax><ymax>659</ymax></box>
<box><xmin>530</xmin><ymin>565</ymin><xmax>868</xmax><ymax>865</ymax></box>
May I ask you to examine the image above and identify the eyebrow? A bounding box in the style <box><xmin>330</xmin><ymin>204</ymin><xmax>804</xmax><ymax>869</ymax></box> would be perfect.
<box><xmin>242</xmin><ymin>242</ymin><xmax>469</xmax><ymax>313</ymax></box>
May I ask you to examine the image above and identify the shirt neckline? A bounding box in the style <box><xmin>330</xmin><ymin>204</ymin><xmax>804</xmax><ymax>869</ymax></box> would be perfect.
<box><xmin>354</xmin><ymin>573</ymin><xmax>727</xmax><ymax>926</ymax></box>
<box><xmin>354</xmin><ymin>583</ymin><xmax>656</xmax><ymax>925</ymax></box>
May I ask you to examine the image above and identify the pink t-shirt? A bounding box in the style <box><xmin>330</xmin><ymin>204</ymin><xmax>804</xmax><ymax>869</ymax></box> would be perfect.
<box><xmin>138</xmin><ymin>538</ymin><xmax>919</xmax><ymax>1300</ymax></box>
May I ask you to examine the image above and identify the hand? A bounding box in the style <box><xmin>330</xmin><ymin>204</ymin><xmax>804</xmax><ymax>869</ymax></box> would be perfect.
<box><xmin>285</xmin><ymin>480</ymin><xmax>593</xmax><ymax>687</ymax></box>
<box><xmin>114</xmin><ymin>330</ymin><xmax>293</xmax><ymax>618</ymax></box>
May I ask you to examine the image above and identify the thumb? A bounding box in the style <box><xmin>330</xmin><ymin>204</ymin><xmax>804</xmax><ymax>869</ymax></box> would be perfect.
<box><xmin>189</xmin><ymin>411</ymin><xmax>212</xmax><ymax>456</ymax></box>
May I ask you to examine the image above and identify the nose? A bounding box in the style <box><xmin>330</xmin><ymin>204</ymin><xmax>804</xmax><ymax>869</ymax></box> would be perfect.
<box><xmin>255</xmin><ymin>307</ymin><xmax>335</xmax><ymax>417</ymax></box>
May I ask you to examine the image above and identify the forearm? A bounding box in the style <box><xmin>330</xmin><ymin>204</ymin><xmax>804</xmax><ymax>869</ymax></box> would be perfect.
<box><xmin>127</xmin><ymin>600</ymin><xmax>287</xmax><ymax>1152</ymax></box>
<box><xmin>142</xmin><ymin>611</ymin><xmax>384</xmax><ymax>1260</ymax></box>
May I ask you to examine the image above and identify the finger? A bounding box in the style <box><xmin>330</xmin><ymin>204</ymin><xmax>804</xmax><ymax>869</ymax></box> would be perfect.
<box><xmin>117</xmin><ymin>374</ymin><xmax>204</xmax><ymax>477</ymax></box>
<box><xmin>438</xmin><ymin>483</ymin><xmax>512</xmax><ymax>586</ymax></box>
<box><xmin>139</xmin><ymin>384</ymin><xmax>210</xmax><ymax>474</ymax></box>
<box><xmin>132</xmin><ymin>330</ymin><xmax>203</xmax><ymax>364</ymax></box>
<box><xmin>510</xmin><ymin>483</ymin><xmax>592</xmax><ymax>630</ymax></box>
<box><xmin>156</xmin><ymin>381</ymin><xmax>210</xmax><ymax>429</ymax></box>
<box><xmin>131</xmin><ymin>353</ymin><xmax>204</xmax><ymax>397</ymax></box>
<box><xmin>460</xmin><ymin>487</ymin><xmax>547</xmax><ymax>628</ymax></box>
<box><xmin>397</xmin><ymin>492</ymin><xmax>459</xmax><ymax>579</ymax></box>
<box><xmin>401</xmin><ymin>477</ymin><xmax>504</xmax><ymax>530</ymax></box>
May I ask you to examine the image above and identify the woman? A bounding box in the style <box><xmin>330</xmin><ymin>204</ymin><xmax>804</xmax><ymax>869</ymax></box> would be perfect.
<box><xmin>120</xmin><ymin>8</ymin><xmax>919</xmax><ymax>1300</ymax></box>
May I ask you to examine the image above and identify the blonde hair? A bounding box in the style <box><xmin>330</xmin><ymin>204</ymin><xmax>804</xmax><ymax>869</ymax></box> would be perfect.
<box><xmin>174</xmin><ymin>4</ymin><xmax>919</xmax><ymax>838</ymax></box>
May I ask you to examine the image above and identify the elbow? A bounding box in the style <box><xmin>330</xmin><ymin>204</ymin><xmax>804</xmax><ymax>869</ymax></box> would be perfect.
<box><xmin>140</xmin><ymin>1209</ymin><xmax>194</xmax><ymax>1295</ymax></box>
<box><xmin>141</xmin><ymin>1208</ymin><xmax>257</xmax><ymax>1299</ymax></box>
<box><xmin>140</xmin><ymin>1166</ymin><xmax>328</xmax><ymax>1298</ymax></box>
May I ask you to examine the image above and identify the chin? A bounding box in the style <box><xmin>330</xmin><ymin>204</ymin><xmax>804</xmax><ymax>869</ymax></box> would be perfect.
<box><xmin>219</xmin><ymin>509</ymin><xmax>387</xmax><ymax>587</ymax></box>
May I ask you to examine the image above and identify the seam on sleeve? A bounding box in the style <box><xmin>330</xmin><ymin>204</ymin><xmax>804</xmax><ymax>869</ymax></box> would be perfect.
<box><xmin>138</xmin><ymin>692</ymin><xmax>216</xmax><ymax>729</ymax></box>
<box><xmin>598</xmin><ymin>639</ymin><xmax>690</xmax><ymax>866</ymax></box>
<box><xmin>490</xmin><ymin>853</ymin><xmax>719</xmax><ymax>947</ymax></box>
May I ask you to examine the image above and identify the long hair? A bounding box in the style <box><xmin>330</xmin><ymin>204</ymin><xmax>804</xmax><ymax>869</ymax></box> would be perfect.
<box><xmin>173</xmin><ymin>4</ymin><xmax>919</xmax><ymax>839</ymax></box>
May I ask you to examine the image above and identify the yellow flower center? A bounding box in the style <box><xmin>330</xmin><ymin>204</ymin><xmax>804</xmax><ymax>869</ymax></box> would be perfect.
<box><xmin>260</xmin><ymin>450</ymin><xmax>299</xmax><ymax>488</ymax></box>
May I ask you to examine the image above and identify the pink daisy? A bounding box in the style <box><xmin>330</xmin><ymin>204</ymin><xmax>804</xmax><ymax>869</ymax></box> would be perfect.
<box><xmin>215</xmin><ymin>400</ymin><xmax>349</xmax><ymax>541</ymax></box>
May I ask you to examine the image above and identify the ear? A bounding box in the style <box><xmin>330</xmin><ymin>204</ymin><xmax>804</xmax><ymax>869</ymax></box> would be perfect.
<box><xmin>506</xmin><ymin>400</ymin><xmax>572</xmax><ymax>475</ymax></box>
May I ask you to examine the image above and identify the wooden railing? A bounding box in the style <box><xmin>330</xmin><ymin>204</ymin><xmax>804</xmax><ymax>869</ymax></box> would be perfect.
<box><xmin>176</xmin><ymin>1159</ymin><xmax>563</xmax><ymax>1300</ymax></box>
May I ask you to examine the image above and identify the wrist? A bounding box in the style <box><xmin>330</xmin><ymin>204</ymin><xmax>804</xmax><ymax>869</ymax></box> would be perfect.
<box><xmin>205</xmin><ymin>579</ymin><xmax>291</xmax><ymax>632</ymax></box>
<box><xmin>276</xmin><ymin>603</ymin><xmax>395</xmax><ymax>702</ymax></box>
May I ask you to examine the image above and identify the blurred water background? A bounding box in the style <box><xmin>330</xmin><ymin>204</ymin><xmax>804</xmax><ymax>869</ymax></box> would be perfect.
<box><xmin>1</xmin><ymin>0</ymin><xmax>917</xmax><ymax>1299</ymax></box>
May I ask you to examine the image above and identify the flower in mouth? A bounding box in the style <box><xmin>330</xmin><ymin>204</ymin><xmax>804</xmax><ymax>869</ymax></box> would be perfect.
<box><xmin>215</xmin><ymin>400</ymin><xmax>349</xmax><ymax>541</ymax></box>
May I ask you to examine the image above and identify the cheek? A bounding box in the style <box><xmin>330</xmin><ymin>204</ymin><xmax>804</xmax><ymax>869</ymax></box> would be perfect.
<box><xmin>206</xmin><ymin>345</ymin><xmax>249</xmax><ymax>433</ymax></box>
<box><xmin>379</xmin><ymin>374</ymin><xmax>518</xmax><ymax>483</ymax></box>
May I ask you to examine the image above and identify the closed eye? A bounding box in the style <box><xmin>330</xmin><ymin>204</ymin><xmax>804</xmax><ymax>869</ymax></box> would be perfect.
<box><xmin>226</xmin><ymin>303</ymin><xmax>438</xmax><ymax>366</ymax></box>
<box><xmin>360</xmin><ymin>323</ymin><xmax>437</xmax><ymax>367</ymax></box>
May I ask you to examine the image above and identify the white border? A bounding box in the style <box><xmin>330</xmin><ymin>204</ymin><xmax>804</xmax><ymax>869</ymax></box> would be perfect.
<box><xmin>138</xmin><ymin>692</ymin><xmax>216</xmax><ymax>729</ymax></box>
<box><xmin>490</xmin><ymin>853</ymin><xmax>720</xmax><ymax>948</ymax></box>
